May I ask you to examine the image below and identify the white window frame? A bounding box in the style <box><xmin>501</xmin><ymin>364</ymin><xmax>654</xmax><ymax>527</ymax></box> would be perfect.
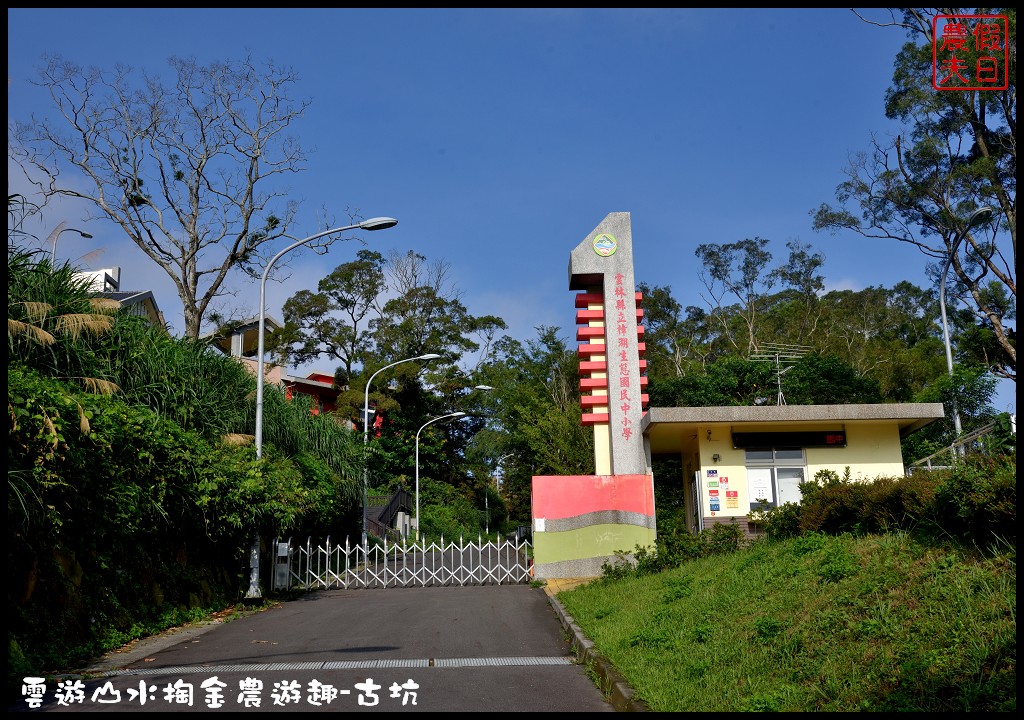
<box><xmin>746</xmin><ymin>447</ymin><xmax>806</xmax><ymax>510</ymax></box>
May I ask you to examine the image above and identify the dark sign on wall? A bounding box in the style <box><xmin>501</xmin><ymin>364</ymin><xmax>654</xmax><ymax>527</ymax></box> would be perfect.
<box><xmin>732</xmin><ymin>431</ymin><xmax>847</xmax><ymax>448</ymax></box>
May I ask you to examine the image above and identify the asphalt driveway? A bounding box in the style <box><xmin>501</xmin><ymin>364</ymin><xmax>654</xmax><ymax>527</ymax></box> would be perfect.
<box><xmin>10</xmin><ymin>584</ymin><xmax>626</xmax><ymax>713</ymax></box>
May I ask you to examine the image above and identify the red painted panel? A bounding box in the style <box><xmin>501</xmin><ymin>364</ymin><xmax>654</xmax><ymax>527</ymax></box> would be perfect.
<box><xmin>574</xmin><ymin>292</ymin><xmax>604</xmax><ymax>308</ymax></box>
<box><xmin>575</xmin><ymin>292</ymin><xmax>642</xmax><ymax>308</ymax></box>
<box><xmin>579</xmin><ymin>360</ymin><xmax>607</xmax><ymax>374</ymax></box>
<box><xmin>577</xmin><ymin>343</ymin><xmax>607</xmax><ymax>356</ymax></box>
<box><xmin>576</xmin><ymin>326</ymin><xmax>605</xmax><ymax>340</ymax></box>
<box><xmin>580</xmin><ymin>395</ymin><xmax>609</xmax><ymax>407</ymax></box>
<box><xmin>579</xmin><ymin>377</ymin><xmax>607</xmax><ymax>389</ymax></box>
<box><xmin>532</xmin><ymin>474</ymin><xmax>655</xmax><ymax>520</ymax></box>
<box><xmin>581</xmin><ymin>412</ymin><xmax>609</xmax><ymax>425</ymax></box>
<box><xmin>576</xmin><ymin>309</ymin><xmax>604</xmax><ymax>323</ymax></box>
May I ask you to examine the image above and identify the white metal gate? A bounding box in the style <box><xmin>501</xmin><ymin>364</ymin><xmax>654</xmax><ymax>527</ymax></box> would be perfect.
<box><xmin>270</xmin><ymin>534</ymin><xmax>533</xmax><ymax>591</ymax></box>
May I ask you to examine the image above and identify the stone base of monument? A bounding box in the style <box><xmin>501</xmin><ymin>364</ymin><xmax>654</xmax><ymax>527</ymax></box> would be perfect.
<box><xmin>531</xmin><ymin>473</ymin><xmax>656</xmax><ymax>580</ymax></box>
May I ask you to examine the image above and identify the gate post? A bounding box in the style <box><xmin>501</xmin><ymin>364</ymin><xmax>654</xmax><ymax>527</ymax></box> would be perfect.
<box><xmin>272</xmin><ymin>538</ymin><xmax>292</xmax><ymax>592</ymax></box>
<box><xmin>244</xmin><ymin>534</ymin><xmax>262</xmax><ymax>600</ymax></box>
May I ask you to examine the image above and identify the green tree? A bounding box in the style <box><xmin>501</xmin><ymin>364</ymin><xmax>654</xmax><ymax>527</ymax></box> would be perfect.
<box><xmin>901</xmin><ymin>364</ymin><xmax>998</xmax><ymax>462</ymax></box>
<box><xmin>812</xmin><ymin>282</ymin><xmax>946</xmax><ymax>400</ymax></box>
<box><xmin>949</xmin><ymin>280</ymin><xmax>1016</xmax><ymax>381</ymax></box>
<box><xmin>474</xmin><ymin>328</ymin><xmax>594</xmax><ymax>524</ymax></box>
<box><xmin>695</xmin><ymin>237</ymin><xmax>778</xmax><ymax>355</ymax></box>
<box><xmin>368</xmin><ymin>250</ymin><xmax>507</xmax><ymax>372</ymax></box>
<box><xmin>637</xmin><ymin>282</ymin><xmax>717</xmax><ymax>379</ymax></box>
<box><xmin>648</xmin><ymin>354</ymin><xmax>881</xmax><ymax>408</ymax></box>
<box><xmin>272</xmin><ymin>249</ymin><xmax>387</xmax><ymax>382</ymax></box>
<box><xmin>648</xmin><ymin>356</ymin><xmax>773</xmax><ymax>408</ymax></box>
<box><xmin>769</xmin><ymin>239</ymin><xmax>826</xmax><ymax>343</ymax></box>
<box><xmin>813</xmin><ymin>9</ymin><xmax>1016</xmax><ymax>381</ymax></box>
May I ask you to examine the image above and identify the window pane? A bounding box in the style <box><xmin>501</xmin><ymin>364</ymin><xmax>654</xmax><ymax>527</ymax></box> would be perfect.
<box><xmin>776</xmin><ymin>467</ymin><xmax>805</xmax><ymax>505</ymax></box>
<box><xmin>775</xmin><ymin>448</ymin><xmax>804</xmax><ymax>460</ymax></box>
<box><xmin>745</xmin><ymin>449</ymin><xmax>773</xmax><ymax>461</ymax></box>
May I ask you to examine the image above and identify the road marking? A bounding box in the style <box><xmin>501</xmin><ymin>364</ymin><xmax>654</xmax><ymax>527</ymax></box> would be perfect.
<box><xmin>57</xmin><ymin>656</ymin><xmax>575</xmax><ymax>679</ymax></box>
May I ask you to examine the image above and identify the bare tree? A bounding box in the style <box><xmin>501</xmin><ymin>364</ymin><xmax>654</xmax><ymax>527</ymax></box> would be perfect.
<box><xmin>9</xmin><ymin>54</ymin><xmax>322</xmax><ymax>338</ymax></box>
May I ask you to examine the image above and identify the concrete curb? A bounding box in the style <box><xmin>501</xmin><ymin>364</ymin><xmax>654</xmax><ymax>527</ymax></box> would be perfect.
<box><xmin>75</xmin><ymin>621</ymin><xmax>225</xmax><ymax>677</ymax></box>
<box><xmin>543</xmin><ymin>586</ymin><xmax>651</xmax><ymax>712</ymax></box>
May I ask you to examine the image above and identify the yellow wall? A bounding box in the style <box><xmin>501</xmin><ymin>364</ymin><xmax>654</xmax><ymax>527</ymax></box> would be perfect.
<box><xmin>805</xmin><ymin>423</ymin><xmax>905</xmax><ymax>480</ymax></box>
<box><xmin>693</xmin><ymin>421</ymin><xmax>907</xmax><ymax>520</ymax></box>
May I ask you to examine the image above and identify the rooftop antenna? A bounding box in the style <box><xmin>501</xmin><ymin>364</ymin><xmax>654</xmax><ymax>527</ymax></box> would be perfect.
<box><xmin>750</xmin><ymin>343</ymin><xmax>811</xmax><ymax>406</ymax></box>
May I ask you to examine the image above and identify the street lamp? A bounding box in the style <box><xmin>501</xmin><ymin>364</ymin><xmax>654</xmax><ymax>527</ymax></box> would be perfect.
<box><xmin>255</xmin><ymin>217</ymin><xmax>398</xmax><ymax>460</ymax></box>
<box><xmin>939</xmin><ymin>206</ymin><xmax>994</xmax><ymax>451</ymax></box>
<box><xmin>494</xmin><ymin>452</ymin><xmax>514</xmax><ymax>493</ymax></box>
<box><xmin>415</xmin><ymin>411</ymin><xmax>468</xmax><ymax>542</ymax></box>
<box><xmin>362</xmin><ymin>352</ymin><xmax>441</xmax><ymax>549</ymax></box>
<box><xmin>51</xmin><ymin>227</ymin><xmax>93</xmax><ymax>263</ymax></box>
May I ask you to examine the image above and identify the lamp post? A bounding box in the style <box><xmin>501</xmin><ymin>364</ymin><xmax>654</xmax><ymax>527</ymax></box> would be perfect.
<box><xmin>248</xmin><ymin>216</ymin><xmax>396</xmax><ymax>602</ymax></box>
<box><xmin>51</xmin><ymin>227</ymin><xmax>93</xmax><ymax>263</ymax></box>
<box><xmin>494</xmin><ymin>452</ymin><xmax>513</xmax><ymax>494</ymax></box>
<box><xmin>362</xmin><ymin>353</ymin><xmax>441</xmax><ymax>549</ymax></box>
<box><xmin>255</xmin><ymin>217</ymin><xmax>397</xmax><ymax>460</ymax></box>
<box><xmin>939</xmin><ymin>206</ymin><xmax>994</xmax><ymax>452</ymax></box>
<box><xmin>415</xmin><ymin>411</ymin><xmax>468</xmax><ymax>542</ymax></box>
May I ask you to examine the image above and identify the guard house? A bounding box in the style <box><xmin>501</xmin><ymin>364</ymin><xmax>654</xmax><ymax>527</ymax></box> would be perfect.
<box><xmin>643</xmin><ymin>403</ymin><xmax>945</xmax><ymax>537</ymax></box>
<box><xmin>530</xmin><ymin>212</ymin><xmax>947</xmax><ymax>579</ymax></box>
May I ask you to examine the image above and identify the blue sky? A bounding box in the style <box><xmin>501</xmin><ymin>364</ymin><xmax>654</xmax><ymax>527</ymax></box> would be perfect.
<box><xmin>7</xmin><ymin>8</ymin><xmax>1015</xmax><ymax>414</ymax></box>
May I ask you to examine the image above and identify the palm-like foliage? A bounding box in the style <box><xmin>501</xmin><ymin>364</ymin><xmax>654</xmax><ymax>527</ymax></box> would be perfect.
<box><xmin>96</xmin><ymin>316</ymin><xmax>258</xmax><ymax>438</ymax></box>
<box><xmin>8</xmin><ymin>245</ymin><xmax>121</xmax><ymax>394</ymax></box>
<box><xmin>259</xmin><ymin>388</ymin><xmax>362</xmax><ymax>503</ymax></box>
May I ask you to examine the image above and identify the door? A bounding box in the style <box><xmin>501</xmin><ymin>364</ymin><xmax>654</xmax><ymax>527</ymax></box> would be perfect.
<box><xmin>776</xmin><ymin>467</ymin><xmax>805</xmax><ymax>506</ymax></box>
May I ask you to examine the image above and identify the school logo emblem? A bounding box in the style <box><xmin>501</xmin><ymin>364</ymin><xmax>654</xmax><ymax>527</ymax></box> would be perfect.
<box><xmin>593</xmin><ymin>233</ymin><xmax>617</xmax><ymax>257</ymax></box>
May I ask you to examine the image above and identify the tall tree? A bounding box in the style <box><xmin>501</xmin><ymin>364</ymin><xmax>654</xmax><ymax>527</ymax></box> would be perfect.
<box><xmin>694</xmin><ymin>237</ymin><xmax>778</xmax><ymax>354</ymax></box>
<box><xmin>772</xmin><ymin>239</ymin><xmax>826</xmax><ymax>343</ymax></box>
<box><xmin>9</xmin><ymin>54</ymin><xmax>324</xmax><ymax>338</ymax></box>
<box><xmin>808</xmin><ymin>282</ymin><xmax>945</xmax><ymax>400</ymax></box>
<box><xmin>369</xmin><ymin>250</ymin><xmax>507</xmax><ymax>373</ymax></box>
<box><xmin>474</xmin><ymin>328</ymin><xmax>594</xmax><ymax>524</ymax></box>
<box><xmin>637</xmin><ymin>282</ymin><xmax>717</xmax><ymax>378</ymax></box>
<box><xmin>813</xmin><ymin>9</ymin><xmax>1016</xmax><ymax>380</ymax></box>
<box><xmin>272</xmin><ymin>249</ymin><xmax>386</xmax><ymax>383</ymax></box>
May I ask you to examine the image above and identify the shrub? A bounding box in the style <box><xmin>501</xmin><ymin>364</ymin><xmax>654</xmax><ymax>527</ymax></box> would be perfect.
<box><xmin>931</xmin><ymin>454</ymin><xmax>1016</xmax><ymax>545</ymax></box>
<box><xmin>600</xmin><ymin>520</ymin><xmax>748</xmax><ymax>581</ymax></box>
<box><xmin>750</xmin><ymin>501</ymin><xmax>803</xmax><ymax>540</ymax></box>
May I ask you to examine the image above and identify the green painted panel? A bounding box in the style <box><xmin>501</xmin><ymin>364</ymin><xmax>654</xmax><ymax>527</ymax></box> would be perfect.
<box><xmin>534</xmin><ymin>523</ymin><xmax>656</xmax><ymax>565</ymax></box>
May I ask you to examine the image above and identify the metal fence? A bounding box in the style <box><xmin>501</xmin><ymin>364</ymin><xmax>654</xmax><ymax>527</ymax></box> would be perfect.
<box><xmin>270</xmin><ymin>534</ymin><xmax>533</xmax><ymax>591</ymax></box>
